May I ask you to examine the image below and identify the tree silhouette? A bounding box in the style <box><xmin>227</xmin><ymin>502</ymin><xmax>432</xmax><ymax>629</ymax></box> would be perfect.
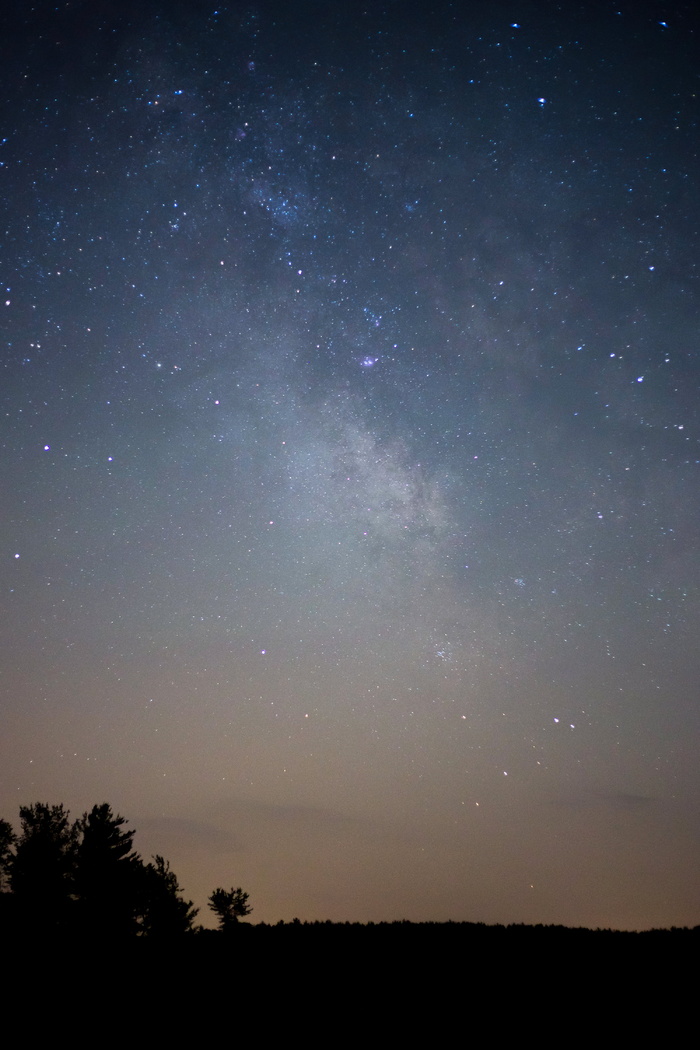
<box><xmin>208</xmin><ymin>886</ymin><xmax>252</xmax><ymax>931</ymax></box>
<box><xmin>74</xmin><ymin>803</ymin><xmax>142</xmax><ymax>937</ymax></box>
<box><xmin>137</xmin><ymin>855</ymin><xmax>198</xmax><ymax>937</ymax></box>
<box><xmin>0</xmin><ymin>819</ymin><xmax>15</xmax><ymax>893</ymax></box>
<box><xmin>10</xmin><ymin>803</ymin><xmax>78</xmax><ymax>934</ymax></box>
<box><xmin>0</xmin><ymin>801</ymin><xmax>202</xmax><ymax>940</ymax></box>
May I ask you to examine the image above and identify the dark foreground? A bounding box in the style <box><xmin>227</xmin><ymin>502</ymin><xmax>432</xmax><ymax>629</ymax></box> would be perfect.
<box><xmin>6</xmin><ymin>920</ymin><xmax>696</xmax><ymax>1038</ymax></box>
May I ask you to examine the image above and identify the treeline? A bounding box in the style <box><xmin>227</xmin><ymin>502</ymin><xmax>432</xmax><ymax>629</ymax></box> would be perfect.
<box><xmin>2</xmin><ymin>801</ymin><xmax>697</xmax><ymax>948</ymax></box>
<box><xmin>0</xmin><ymin>802</ymin><xmax>249</xmax><ymax>940</ymax></box>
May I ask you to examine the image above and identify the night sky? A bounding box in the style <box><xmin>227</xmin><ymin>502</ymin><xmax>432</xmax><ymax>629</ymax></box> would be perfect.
<box><xmin>1</xmin><ymin>1</ymin><xmax>698</xmax><ymax>930</ymax></box>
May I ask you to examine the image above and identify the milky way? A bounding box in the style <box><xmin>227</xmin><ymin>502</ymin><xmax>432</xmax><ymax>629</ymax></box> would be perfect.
<box><xmin>1</xmin><ymin>3</ymin><xmax>698</xmax><ymax>928</ymax></box>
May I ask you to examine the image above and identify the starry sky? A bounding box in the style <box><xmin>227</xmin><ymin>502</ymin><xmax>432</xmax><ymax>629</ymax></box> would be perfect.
<box><xmin>1</xmin><ymin>1</ymin><xmax>698</xmax><ymax>930</ymax></box>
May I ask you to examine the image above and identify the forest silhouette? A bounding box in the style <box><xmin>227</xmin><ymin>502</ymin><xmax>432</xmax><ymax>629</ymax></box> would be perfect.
<box><xmin>1</xmin><ymin>797</ymin><xmax>695</xmax><ymax>1047</ymax></box>
<box><xmin>0</xmin><ymin>801</ymin><xmax>250</xmax><ymax>940</ymax></box>
<box><xmin>1</xmin><ymin>799</ymin><xmax>697</xmax><ymax>973</ymax></box>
